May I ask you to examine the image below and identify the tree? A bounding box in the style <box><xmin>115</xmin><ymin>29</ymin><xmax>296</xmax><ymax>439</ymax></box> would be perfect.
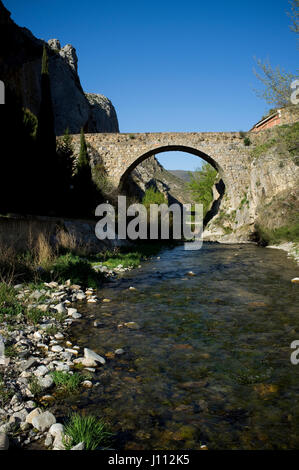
<box><xmin>288</xmin><ymin>0</ymin><xmax>299</xmax><ymax>36</ymax></box>
<box><xmin>187</xmin><ymin>163</ymin><xmax>217</xmax><ymax>217</ymax></box>
<box><xmin>36</xmin><ymin>45</ymin><xmax>58</xmax><ymax>213</ymax></box>
<box><xmin>37</xmin><ymin>45</ymin><xmax>56</xmax><ymax>155</ymax></box>
<box><xmin>253</xmin><ymin>58</ymin><xmax>297</xmax><ymax>108</ymax></box>
<box><xmin>73</xmin><ymin>128</ymin><xmax>99</xmax><ymax>216</ymax></box>
<box><xmin>253</xmin><ymin>1</ymin><xmax>299</xmax><ymax>108</ymax></box>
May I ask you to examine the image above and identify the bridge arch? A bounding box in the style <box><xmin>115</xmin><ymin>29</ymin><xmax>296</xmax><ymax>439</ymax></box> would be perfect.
<box><xmin>118</xmin><ymin>144</ymin><xmax>225</xmax><ymax>190</ymax></box>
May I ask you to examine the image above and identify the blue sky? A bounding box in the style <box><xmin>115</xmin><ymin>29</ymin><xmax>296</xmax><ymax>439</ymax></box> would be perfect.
<box><xmin>5</xmin><ymin>0</ymin><xmax>298</xmax><ymax>170</ymax></box>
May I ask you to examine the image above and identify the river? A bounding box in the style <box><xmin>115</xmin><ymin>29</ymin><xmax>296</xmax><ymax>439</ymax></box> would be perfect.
<box><xmin>68</xmin><ymin>243</ymin><xmax>299</xmax><ymax>450</ymax></box>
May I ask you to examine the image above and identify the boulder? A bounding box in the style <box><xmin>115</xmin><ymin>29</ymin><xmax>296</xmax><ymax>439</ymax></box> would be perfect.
<box><xmin>32</xmin><ymin>411</ymin><xmax>56</xmax><ymax>432</ymax></box>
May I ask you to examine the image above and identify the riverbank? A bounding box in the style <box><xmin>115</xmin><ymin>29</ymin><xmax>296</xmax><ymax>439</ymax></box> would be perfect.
<box><xmin>0</xmin><ymin>280</ymin><xmax>118</xmax><ymax>450</ymax></box>
<box><xmin>0</xmin><ymin>240</ymin><xmax>298</xmax><ymax>450</ymax></box>
<box><xmin>266</xmin><ymin>241</ymin><xmax>299</xmax><ymax>266</ymax></box>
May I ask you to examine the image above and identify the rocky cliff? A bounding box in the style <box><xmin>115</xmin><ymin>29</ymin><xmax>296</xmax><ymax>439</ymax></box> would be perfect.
<box><xmin>125</xmin><ymin>156</ymin><xmax>194</xmax><ymax>205</ymax></box>
<box><xmin>0</xmin><ymin>1</ymin><xmax>119</xmax><ymax>135</ymax></box>
<box><xmin>204</xmin><ymin>121</ymin><xmax>299</xmax><ymax>243</ymax></box>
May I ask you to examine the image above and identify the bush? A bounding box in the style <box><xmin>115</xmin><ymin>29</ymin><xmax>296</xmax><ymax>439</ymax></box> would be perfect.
<box><xmin>63</xmin><ymin>414</ymin><xmax>113</xmax><ymax>450</ymax></box>
<box><xmin>0</xmin><ymin>284</ymin><xmax>23</xmax><ymax>318</ymax></box>
<box><xmin>51</xmin><ymin>371</ymin><xmax>83</xmax><ymax>394</ymax></box>
<box><xmin>187</xmin><ymin>163</ymin><xmax>217</xmax><ymax>217</ymax></box>
<box><xmin>142</xmin><ymin>187</ymin><xmax>166</xmax><ymax>209</ymax></box>
<box><xmin>51</xmin><ymin>253</ymin><xmax>101</xmax><ymax>288</ymax></box>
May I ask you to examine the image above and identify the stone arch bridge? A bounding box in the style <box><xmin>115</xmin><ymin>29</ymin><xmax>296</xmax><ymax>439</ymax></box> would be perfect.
<box><xmin>70</xmin><ymin>131</ymin><xmax>252</xmax><ymax>213</ymax></box>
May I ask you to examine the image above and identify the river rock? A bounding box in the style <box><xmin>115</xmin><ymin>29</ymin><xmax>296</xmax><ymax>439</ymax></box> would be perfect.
<box><xmin>82</xmin><ymin>380</ymin><xmax>93</xmax><ymax>388</ymax></box>
<box><xmin>54</xmin><ymin>303</ymin><xmax>67</xmax><ymax>314</ymax></box>
<box><xmin>71</xmin><ymin>441</ymin><xmax>85</xmax><ymax>450</ymax></box>
<box><xmin>49</xmin><ymin>423</ymin><xmax>64</xmax><ymax>437</ymax></box>
<box><xmin>73</xmin><ymin>357</ymin><xmax>97</xmax><ymax>367</ymax></box>
<box><xmin>84</xmin><ymin>348</ymin><xmax>106</xmax><ymax>365</ymax></box>
<box><xmin>0</xmin><ymin>432</ymin><xmax>9</xmax><ymax>450</ymax></box>
<box><xmin>124</xmin><ymin>322</ymin><xmax>140</xmax><ymax>330</ymax></box>
<box><xmin>38</xmin><ymin>375</ymin><xmax>54</xmax><ymax>390</ymax></box>
<box><xmin>34</xmin><ymin>365</ymin><xmax>49</xmax><ymax>377</ymax></box>
<box><xmin>51</xmin><ymin>345</ymin><xmax>63</xmax><ymax>353</ymax></box>
<box><xmin>26</xmin><ymin>407</ymin><xmax>42</xmax><ymax>424</ymax></box>
<box><xmin>115</xmin><ymin>348</ymin><xmax>125</xmax><ymax>355</ymax></box>
<box><xmin>72</xmin><ymin>312</ymin><xmax>82</xmax><ymax>319</ymax></box>
<box><xmin>32</xmin><ymin>411</ymin><xmax>56</xmax><ymax>432</ymax></box>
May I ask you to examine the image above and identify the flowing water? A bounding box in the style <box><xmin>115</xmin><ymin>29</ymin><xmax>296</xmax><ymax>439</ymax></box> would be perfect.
<box><xmin>69</xmin><ymin>243</ymin><xmax>299</xmax><ymax>450</ymax></box>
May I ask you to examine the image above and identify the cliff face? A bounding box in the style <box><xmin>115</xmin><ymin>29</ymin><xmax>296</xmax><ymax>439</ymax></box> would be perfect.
<box><xmin>0</xmin><ymin>1</ymin><xmax>119</xmax><ymax>135</ymax></box>
<box><xmin>125</xmin><ymin>156</ymin><xmax>194</xmax><ymax>205</ymax></box>
<box><xmin>204</xmin><ymin>121</ymin><xmax>299</xmax><ymax>242</ymax></box>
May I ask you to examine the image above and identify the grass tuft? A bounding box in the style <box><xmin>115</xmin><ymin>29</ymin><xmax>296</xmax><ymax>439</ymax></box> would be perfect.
<box><xmin>63</xmin><ymin>413</ymin><xmax>113</xmax><ymax>450</ymax></box>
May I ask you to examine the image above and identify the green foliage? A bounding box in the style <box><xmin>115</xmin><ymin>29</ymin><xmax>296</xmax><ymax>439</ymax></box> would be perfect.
<box><xmin>26</xmin><ymin>307</ymin><xmax>44</xmax><ymax>325</ymax></box>
<box><xmin>251</xmin><ymin>122</ymin><xmax>299</xmax><ymax>159</ymax></box>
<box><xmin>51</xmin><ymin>253</ymin><xmax>101</xmax><ymax>288</ymax></box>
<box><xmin>0</xmin><ymin>376</ymin><xmax>13</xmax><ymax>407</ymax></box>
<box><xmin>243</xmin><ymin>137</ymin><xmax>251</xmax><ymax>146</ymax></box>
<box><xmin>0</xmin><ymin>284</ymin><xmax>23</xmax><ymax>318</ymax></box>
<box><xmin>63</xmin><ymin>414</ymin><xmax>113</xmax><ymax>450</ymax></box>
<box><xmin>4</xmin><ymin>344</ymin><xmax>18</xmax><ymax>358</ymax></box>
<box><xmin>142</xmin><ymin>187</ymin><xmax>166</xmax><ymax>209</ymax></box>
<box><xmin>41</xmin><ymin>44</ymin><xmax>49</xmax><ymax>75</ymax></box>
<box><xmin>253</xmin><ymin>58</ymin><xmax>297</xmax><ymax>108</ymax></box>
<box><xmin>29</xmin><ymin>376</ymin><xmax>44</xmax><ymax>398</ymax></box>
<box><xmin>51</xmin><ymin>371</ymin><xmax>83</xmax><ymax>394</ymax></box>
<box><xmin>23</xmin><ymin>108</ymin><xmax>38</xmax><ymax>139</ymax></box>
<box><xmin>255</xmin><ymin>222</ymin><xmax>299</xmax><ymax>245</ymax></box>
<box><xmin>77</xmin><ymin>128</ymin><xmax>89</xmax><ymax>170</ymax></box>
<box><xmin>92</xmin><ymin>163</ymin><xmax>114</xmax><ymax>195</ymax></box>
<box><xmin>187</xmin><ymin>163</ymin><xmax>217</xmax><ymax>217</ymax></box>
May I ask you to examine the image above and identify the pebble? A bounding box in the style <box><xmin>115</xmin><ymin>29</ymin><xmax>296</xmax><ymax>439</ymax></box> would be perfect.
<box><xmin>72</xmin><ymin>312</ymin><xmax>82</xmax><ymax>319</ymax></box>
<box><xmin>82</xmin><ymin>380</ymin><xmax>93</xmax><ymax>388</ymax></box>
<box><xmin>115</xmin><ymin>348</ymin><xmax>125</xmax><ymax>355</ymax></box>
<box><xmin>51</xmin><ymin>345</ymin><xmax>63</xmax><ymax>353</ymax></box>
<box><xmin>54</xmin><ymin>333</ymin><xmax>64</xmax><ymax>340</ymax></box>
<box><xmin>124</xmin><ymin>322</ymin><xmax>140</xmax><ymax>330</ymax></box>
<box><xmin>54</xmin><ymin>303</ymin><xmax>67</xmax><ymax>314</ymax></box>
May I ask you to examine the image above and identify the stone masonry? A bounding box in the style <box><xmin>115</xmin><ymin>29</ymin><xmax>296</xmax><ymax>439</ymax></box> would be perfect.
<box><xmin>70</xmin><ymin>131</ymin><xmax>251</xmax><ymax>212</ymax></box>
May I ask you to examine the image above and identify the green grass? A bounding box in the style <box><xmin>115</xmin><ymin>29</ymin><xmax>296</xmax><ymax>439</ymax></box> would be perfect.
<box><xmin>28</xmin><ymin>376</ymin><xmax>44</xmax><ymax>398</ymax></box>
<box><xmin>0</xmin><ymin>375</ymin><xmax>13</xmax><ymax>407</ymax></box>
<box><xmin>0</xmin><ymin>284</ymin><xmax>23</xmax><ymax>318</ymax></box>
<box><xmin>50</xmin><ymin>371</ymin><xmax>83</xmax><ymax>394</ymax></box>
<box><xmin>63</xmin><ymin>414</ymin><xmax>113</xmax><ymax>450</ymax></box>
<box><xmin>26</xmin><ymin>307</ymin><xmax>44</xmax><ymax>325</ymax></box>
<box><xmin>50</xmin><ymin>253</ymin><xmax>103</xmax><ymax>288</ymax></box>
<box><xmin>251</xmin><ymin>122</ymin><xmax>299</xmax><ymax>160</ymax></box>
<box><xmin>255</xmin><ymin>222</ymin><xmax>299</xmax><ymax>245</ymax></box>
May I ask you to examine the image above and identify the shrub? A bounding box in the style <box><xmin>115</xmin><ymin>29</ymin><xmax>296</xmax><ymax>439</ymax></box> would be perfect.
<box><xmin>63</xmin><ymin>414</ymin><xmax>113</xmax><ymax>450</ymax></box>
<box><xmin>142</xmin><ymin>187</ymin><xmax>166</xmax><ymax>209</ymax></box>
<box><xmin>51</xmin><ymin>371</ymin><xmax>83</xmax><ymax>394</ymax></box>
<box><xmin>51</xmin><ymin>253</ymin><xmax>101</xmax><ymax>288</ymax></box>
<box><xmin>0</xmin><ymin>283</ymin><xmax>23</xmax><ymax>317</ymax></box>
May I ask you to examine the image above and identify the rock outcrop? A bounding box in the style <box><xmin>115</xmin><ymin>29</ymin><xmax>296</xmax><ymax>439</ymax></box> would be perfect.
<box><xmin>125</xmin><ymin>156</ymin><xmax>194</xmax><ymax>205</ymax></box>
<box><xmin>85</xmin><ymin>93</ymin><xmax>119</xmax><ymax>133</ymax></box>
<box><xmin>0</xmin><ymin>1</ymin><xmax>119</xmax><ymax>135</ymax></box>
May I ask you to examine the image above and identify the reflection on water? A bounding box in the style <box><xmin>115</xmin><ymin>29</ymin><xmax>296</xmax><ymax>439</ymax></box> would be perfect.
<box><xmin>69</xmin><ymin>243</ymin><xmax>299</xmax><ymax>450</ymax></box>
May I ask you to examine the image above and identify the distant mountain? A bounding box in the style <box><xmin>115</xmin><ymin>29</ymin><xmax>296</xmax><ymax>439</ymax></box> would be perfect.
<box><xmin>168</xmin><ymin>170</ymin><xmax>194</xmax><ymax>182</ymax></box>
